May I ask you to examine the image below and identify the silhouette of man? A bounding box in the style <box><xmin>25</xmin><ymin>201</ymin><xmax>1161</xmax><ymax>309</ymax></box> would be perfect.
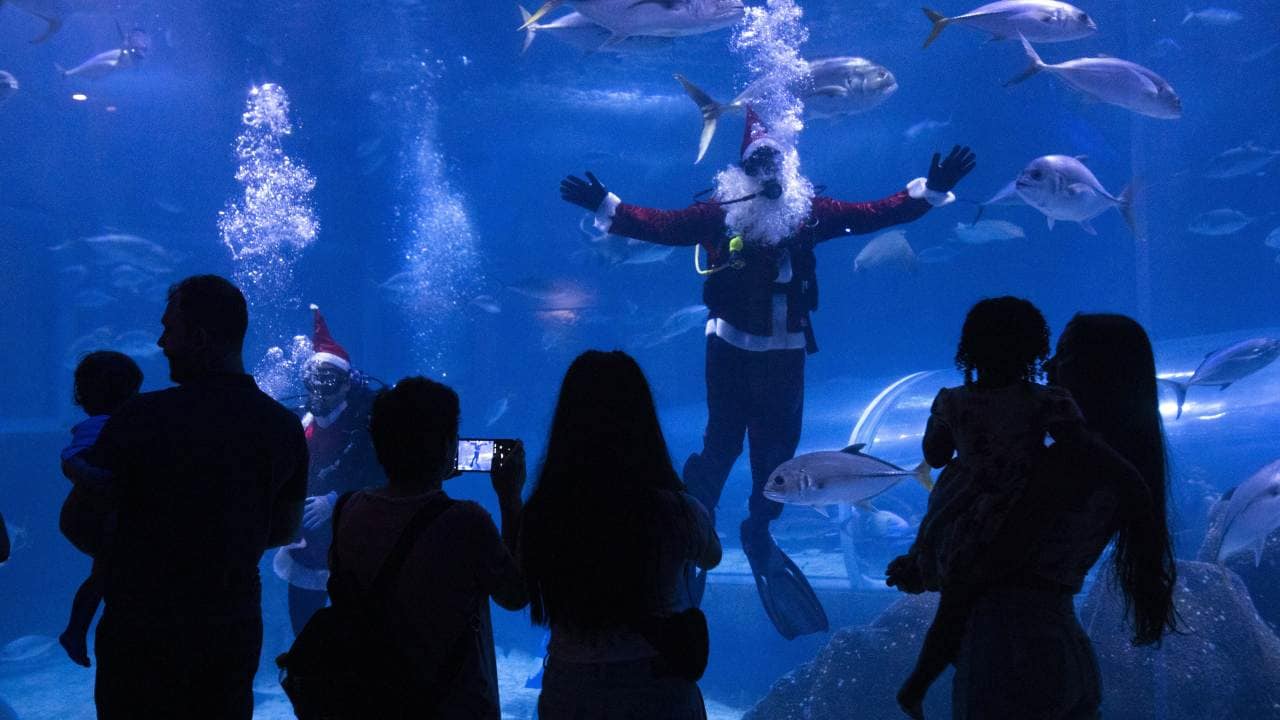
<box><xmin>85</xmin><ymin>275</ymin><xmax>308</xmax><ymax>720</ymax></box>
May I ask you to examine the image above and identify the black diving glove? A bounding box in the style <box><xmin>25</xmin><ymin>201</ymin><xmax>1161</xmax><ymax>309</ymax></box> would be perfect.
<box><xmin>926</xmin><ymin>145</ymin><xmax>977</xmax><ymax>193</ymax></box>
<box><xmin>560</xmin><ymin>171</ymin><xmax>609</xmax><ymax>212</ymax></box>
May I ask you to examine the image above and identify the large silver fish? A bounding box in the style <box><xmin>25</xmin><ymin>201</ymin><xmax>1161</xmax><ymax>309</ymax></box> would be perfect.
<box><xmin>1007</xmin><ymin>35</ymin><xmax>1182</xmax><ymax>119</ymax></box>
<box><xmin>1218</xmin><ymin>460</ymin><xmax>1280</xmax><ymax>565</ymax></box>
<box><xmin>640</xmin><ymin>304</ymin><xmax>707</xmax><ymax>348</ymax></box>
<box><xmin>951</xmin><ymin>219</ymin><xmax>1026</xmax><ymax>244</ymax></box>
<box><xmin>57</xmin><ymin>30</ymin><xmax>149</xmax><ymax>81</ymax></box>
<box><xmin>854</xmin><ymin>230</ymin><xmax>917</xmax><ymax>273</ymax></box>
<box><xmin>1203</xmin><ymin>143</ymin><xmax>1280</xmax><ymax>179</ymax></box>
<box><xmin>576</xmin><ymin>214</ymin><xmax>676</xmax><ymax>266</ymax></box>
<box><xmin>677</xmin><ymin>57</ymin><xmax>898</xmax><ymax>162</ymax></box>
<box><xmin>1187</xmin><ymin>208</ymin><xmax>1254</xmax><ymax>236</ymax></box>
<box><xmin>983</xmin><ymin>155</ymin><xmax>1134</xmax><ymax>235</ymax></box>
<box><xmin>52</xmin><ymin>233</ymin><xmax>175</xmax><ymax>273</ymax></box>
<box><xmin>520</xmin><ymin>0</ymin><xmax>743</xmax><ymax>44</ymax></box>
<box><xmin>764</xmin><ymin>444</ymin><xmax>933</xmax><ymax>512</ymax></box>
<box><xmin>1162</xmin><ymin>338</ymin><xmax>1280</xmax><ymax>419</ymax></box>
<box><xmin>923</xmin><ymin>1</ymin><xmax>1097</xmax><ymax>48</ymax></box>
<box><xmin>1181</xmin><ymin>6</ymin><xmax>1243</xmax><ymax>26</ymax></box>
<box><xmin>519</xmin><ymin>7</ymin><xmax>675</xmax><ymax>54</ymax></box>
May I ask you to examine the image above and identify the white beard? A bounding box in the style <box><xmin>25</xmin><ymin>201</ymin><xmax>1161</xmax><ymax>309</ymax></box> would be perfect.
<box><xmin>713</xmin><ymin>149</ymin><xmax>815</xmax><ymax>247</ymax></box>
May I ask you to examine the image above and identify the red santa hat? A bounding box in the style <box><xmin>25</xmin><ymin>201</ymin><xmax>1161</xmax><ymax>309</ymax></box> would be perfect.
<box><xmin>309</xmin><ymin>304</ymin><xmax>351</xmax><ymax>372</ymax></box>
<box><xmin>740</xmin><ymin>106</ymin><xmax>787</xmax><ymax>162</ymax></box>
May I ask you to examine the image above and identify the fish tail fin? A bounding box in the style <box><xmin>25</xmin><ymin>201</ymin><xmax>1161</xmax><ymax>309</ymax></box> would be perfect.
<box><xmin>913</xmin><ymin>461</ymin><xmax>935</xmax><ymax>491</ymax></box>
<box><xmin>30</xmin><ymin>14</ymin><xmax>62</xmax><ymax>44</ymax></box>
<box><xmin>1118</xmin><ymin>178</ymin><xmax>1141</xmax><ymax>234</ymax></box>
<box><xmin>1181</xmin><ymin>6</ymin><xmax>1194</xmax><ymax>24</ymax></box>
<box><xmin>922</xmin><ymin>8</ymin><xmax>949</xmax><ymax>49</ymax></box>
<box><xmin>518</xmin><ymin>0</ymin><xmax>563</xmax><ymax>30</ymax></box>
<box><xmin>1005</xmin><ymin>34</ymin><xmax>1046</xmax><ymax>87</ymax></box>
<box><xmin>1158</xmin><ymin>378</ymin><xmax>1188</xmax><ymax>419</ymax></box>
<box><xmin>54</xmin><ymin>63</ymin><xmax>67</xmax><ymax>78</ymax></box>
<box><xmin>674</xmin><ymin>73</ymin><xmax>723</xmax><ymax>164</ymax></box>
<box><xmin>519</xmin><ymin>6</ymin><xmax>538</xmax><ymax>54</ymax></box>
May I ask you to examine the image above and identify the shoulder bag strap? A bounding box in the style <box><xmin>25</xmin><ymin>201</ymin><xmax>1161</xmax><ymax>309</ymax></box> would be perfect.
<box><xmin>369</xmin><ymin>493</ymin><xmax>455</xmax><ymax>598</ymax></box>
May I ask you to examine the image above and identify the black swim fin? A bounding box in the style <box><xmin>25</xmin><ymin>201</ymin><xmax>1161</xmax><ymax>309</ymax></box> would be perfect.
<box><xmin>742</xmin><ymin>524</ymin><xmax>829</xmax><ymax>640</ymax></box>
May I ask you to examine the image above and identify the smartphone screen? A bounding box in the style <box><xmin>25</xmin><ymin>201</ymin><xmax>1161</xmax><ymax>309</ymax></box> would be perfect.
<box><xmin>457</xmin><ymin>439</ymin><xmax>496</xmax><ymax>473</ymax></box>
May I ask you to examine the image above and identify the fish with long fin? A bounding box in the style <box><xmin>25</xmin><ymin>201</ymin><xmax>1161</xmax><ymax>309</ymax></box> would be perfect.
<box><xmin>519</xmin><ymin>0</ymin><xmax>743</xmax><ymax>46</ymax></box>
<box><xmin>981</xmin><ymin>154</ymin><xmax>1134</xmax><ymax>235</ymax></box>
<box><xmin>764</xmin><ymin>444</ymin><xmax>934</xmax><ymax>517</ymax></box>
<box><xmin>58</xmin><ymin>27</ymin><xmax>150</xmax><ymax>81</ymax></box>
<box><xmin>519</xmin><ymin>6</ymin><xmax>675</xmax><ymax>54</ymax></box>
<box><xmin>1218</xmin><ymin>460</ymin><xmax>1280</xmax><ymax>566</ymax></box>
<box><xmin>922</xmin><ymin>1</ymin><xmax>1097</xmax><ymax>47</ymax></box>
<box><xmin>677</xmin><ymin>57</ymin><xmax>898</xmax><ymax>162</ymax></box>
<box><xmin>1006</xmin><ymin>35</ymin><xmax>1182</xmax><ymax>119</ymax></box>
<box><xmin>1160</xmin><ymin>338</ymin><xmax>1280</xmax><ymax>419</ymax></box>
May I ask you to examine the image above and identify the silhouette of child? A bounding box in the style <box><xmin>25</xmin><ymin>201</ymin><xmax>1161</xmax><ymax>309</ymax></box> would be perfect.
<box><xmin>889</xmin><ymin>297</ymin><xmax>1085</xmax><ymax>719</ymax></box>
<box><xmin>58</xmin><ymin>351</ymin><xmax>142</xmax><ymax>668</ymax></box>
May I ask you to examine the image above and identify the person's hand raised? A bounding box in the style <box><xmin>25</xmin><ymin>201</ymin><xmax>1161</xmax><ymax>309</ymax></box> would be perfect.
<box><xmin>560</xmin><ymin>171</ymin><xmax>608</xmax><ymax>212</ymax></box>
<box><xmin>926</xmin><ymin>145</ymin><xmax>977</xmax><ymax>193</ymax></box>
<box><xmin>490</xmin><ymin>441</ymin><xmax>526</xmax><ymax>505</ymax></box>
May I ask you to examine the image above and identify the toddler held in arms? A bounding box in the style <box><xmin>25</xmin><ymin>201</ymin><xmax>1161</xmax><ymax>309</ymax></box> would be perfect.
<box><xmin>888</xmin><ymin>297</ymin><xmax>1085</xmax><ymax>718</ymax></box>
<box><xmin>58</xmin><ymin>351</ymin><xmax>143</xmax><ymax>667</ymax></box>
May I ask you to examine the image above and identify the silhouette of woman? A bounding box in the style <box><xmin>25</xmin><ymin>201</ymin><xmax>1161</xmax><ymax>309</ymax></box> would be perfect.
<box><xmin>951</xmin><ymin>313</ymin><xmax>1179</xmax><ymax>718</ymax></box>
<box><xmin>520</xmin><ymin>351</ymin><xmax>722</xmax><ymax>719</ymax></box>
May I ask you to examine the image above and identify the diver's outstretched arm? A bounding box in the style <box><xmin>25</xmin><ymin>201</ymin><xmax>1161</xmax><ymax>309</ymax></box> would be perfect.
<box><xmin>811</xmin><ymin>146</ymin><xmax>976</xmax><ymax>242</ymax></box>
<box><xmin>560</xmin><ymin>171</ymin><xmax>721</xmax><ymax>247</ymax></box>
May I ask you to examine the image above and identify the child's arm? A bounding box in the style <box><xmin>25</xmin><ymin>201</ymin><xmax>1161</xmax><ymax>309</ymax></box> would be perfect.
<box><xmin>1044</xmin><ymin>386</ymin><xmax>1089</xmax><ymax>445</ymax></box>
<box><xmin>923</xmin><ymin>389</ymin><xmax>956</xmax><ymax>468</ymax></box>
<box><xmin>61</xmin><ymin>455</ymin><xmax>114</xmax><ymax>493</ymax></box>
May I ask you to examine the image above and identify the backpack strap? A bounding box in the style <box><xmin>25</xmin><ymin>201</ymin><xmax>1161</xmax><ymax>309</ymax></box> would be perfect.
<box><xmin>326</xmin><ymin>490</ymin><xmax>359</xmax><ymax>581</ymax></box>
<box><xmin>369</xmin><ymin>493</ymin><xmax>455</xmax><ymax>598</ymax></box>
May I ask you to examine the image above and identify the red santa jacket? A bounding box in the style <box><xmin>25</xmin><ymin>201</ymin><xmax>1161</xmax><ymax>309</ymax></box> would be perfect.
<box><xmin>605</xmin><ymin>190</ymin><xmax>932</xmax><ymax>353</ymax></box>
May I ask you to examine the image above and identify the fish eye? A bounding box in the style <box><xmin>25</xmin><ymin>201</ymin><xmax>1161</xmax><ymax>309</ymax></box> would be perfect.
<box><xmin>772</xmin><ymin>477</ymin><xmax>785</xmax><ymax>485</ymax></box>
<box><xmin>1030</xmin><ymin>169</ymin><xmax>1042</xmax><ymax>179</ymax></box>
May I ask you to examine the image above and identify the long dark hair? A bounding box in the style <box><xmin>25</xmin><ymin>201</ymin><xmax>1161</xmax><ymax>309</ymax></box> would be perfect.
<box><xmin>1057</xmin><ymin>313</ymin><xmax>1177</xmax><ymax>645</ymax></box>
<box><xmin>955</xmin><ymin>296</ymin><xmax>1051</xmax><ymax>385</ymax></box>
<box><xmin>520</xmin><ymin>351</ymin><xmax>690</xmax><ymax>632</ymax></box>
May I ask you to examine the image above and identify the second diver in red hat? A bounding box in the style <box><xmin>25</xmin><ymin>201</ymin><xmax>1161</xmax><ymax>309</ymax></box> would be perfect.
<box><xmin>273</xmin><ymin>304</ymin><xmax>382</xmax><ymax>634</ymax></box>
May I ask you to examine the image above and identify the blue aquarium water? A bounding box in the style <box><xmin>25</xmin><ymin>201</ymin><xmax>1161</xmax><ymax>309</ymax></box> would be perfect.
<box><xmin>1</xmin><ymin>0</ymin><xmax>1279</xmax><ymax>718</ymax></box>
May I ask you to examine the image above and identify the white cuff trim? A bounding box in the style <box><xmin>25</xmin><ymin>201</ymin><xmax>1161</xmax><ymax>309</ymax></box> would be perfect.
<box><xmin>594</xmin><ymin>192</ymin><xmax>621</xmax><ymax>233</ymax></box>
<box><xmin>907</xmin><ymin>177</ymin><xmax>955</xmax><ymax>208</ymax></box>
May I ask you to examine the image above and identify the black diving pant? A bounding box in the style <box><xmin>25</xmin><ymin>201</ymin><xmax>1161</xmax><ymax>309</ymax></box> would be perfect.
<box><xmin>684</xmin><ymin>335</ymin><xmax>805</xmax><ymax>532</ymax></box>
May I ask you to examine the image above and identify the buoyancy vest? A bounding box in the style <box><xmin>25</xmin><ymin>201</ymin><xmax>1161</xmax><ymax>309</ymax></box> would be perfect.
<box><xmin>702</xmin><ymin>235</ymin><xmax>820</xmax><ymax>353</ymax></box>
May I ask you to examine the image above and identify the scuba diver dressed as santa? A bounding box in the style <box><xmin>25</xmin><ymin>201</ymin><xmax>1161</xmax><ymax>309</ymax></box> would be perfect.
<box><xmin>273</xmin><ymin>305</ymin><xmax>381</xmax><ymax>634</ymax></box>
<box><xmin>559</xmin><ymin>110</ymin><xmax>976</xmax><ymax>639</ymax></box>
